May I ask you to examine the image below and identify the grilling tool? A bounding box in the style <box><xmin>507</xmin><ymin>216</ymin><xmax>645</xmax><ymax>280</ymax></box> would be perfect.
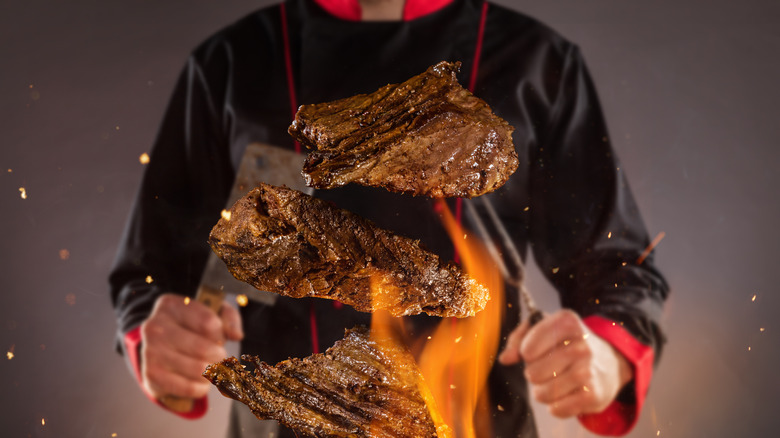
<box><xmin>463</xmin><ymin>197</ymin><xmax>544</xmax><ymax>325</ymax></box>
<box><xmin>159</xmin><ymin>143</ymin><xmax>312</xmax><ymax>412</ymax></box>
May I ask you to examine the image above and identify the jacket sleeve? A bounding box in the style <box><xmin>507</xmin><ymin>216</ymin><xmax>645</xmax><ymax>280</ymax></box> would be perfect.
<box><xmin>529</xmin><ymin>44</ymin><xmax>669</xmax><ymax>435</ymax></box>
<box><xmin>108</xmin><ymin>40</ymin><xmax>235</xmax><ymax>417</ymax></box>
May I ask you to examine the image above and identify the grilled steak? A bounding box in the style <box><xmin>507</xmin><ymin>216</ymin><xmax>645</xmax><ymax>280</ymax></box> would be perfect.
<box><xmin>209</xmin><ymin>183</ymin><xmax>489</xmax><ymax>318</ymax></box>
<box><xmin>203</xmin><ymin>326</ymin><xmax>451</xmax><ymax>437</ymax></box>
<box><xmin>288</xmin><ymin>61</ymin><xmax>518</xmax><ymax>198</ymax></box>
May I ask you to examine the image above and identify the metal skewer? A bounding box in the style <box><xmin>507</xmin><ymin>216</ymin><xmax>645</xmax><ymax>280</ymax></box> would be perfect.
<box><xmin>463</xmin><ymin>198</ymin><xmax>543</xmax><ymax>325</ymax></box>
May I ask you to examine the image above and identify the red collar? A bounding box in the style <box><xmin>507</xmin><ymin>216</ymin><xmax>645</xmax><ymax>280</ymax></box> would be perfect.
<box><xmin>312</xmin><ymin>0</ymin><xmax>454</xmax><ymax>21</ymax></box>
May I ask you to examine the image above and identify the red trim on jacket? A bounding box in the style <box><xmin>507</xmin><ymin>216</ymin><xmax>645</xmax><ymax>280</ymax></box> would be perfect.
<box><xmin>124</xmin><ymin>326</ymin><xmax>208</xmax><ymax>419</ymax></box>
<box><xmin>579</xmin><ymin>315</ymin><xmax>655</xmax><ymax>436</ymax></box>
<box><xmin>403</xmin><ymin>0</ymin><xmax>454</xmax><ymax>20</ymax></box>
<box><xmin>312</xmin><ymin>0</ymin><xmax>454</xmax><ymax>21</ymax></box>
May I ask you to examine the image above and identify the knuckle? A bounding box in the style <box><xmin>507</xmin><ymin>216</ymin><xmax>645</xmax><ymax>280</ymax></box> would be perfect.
<box><xmin>575</xmin><ymin>366</ymin><xmax>592</xmax><ymax>383</ymax></box>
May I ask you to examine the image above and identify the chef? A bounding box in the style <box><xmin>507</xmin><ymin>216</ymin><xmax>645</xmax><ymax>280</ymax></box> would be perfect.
<box><xmin>109</xmin><ymin>0</ymin><xmax>668</xmax><ymax>436</ymax></box>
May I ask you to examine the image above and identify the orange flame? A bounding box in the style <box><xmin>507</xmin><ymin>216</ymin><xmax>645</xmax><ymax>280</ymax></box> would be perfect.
<box><xmin>369</xmin><ymin>199</ymin><xmax>504</xmax><ymax>438</ymax></box>
<box><xmin>418</xmin><ymin>199</ymin><xmax>504</xmax><ymax>438</ymax></box>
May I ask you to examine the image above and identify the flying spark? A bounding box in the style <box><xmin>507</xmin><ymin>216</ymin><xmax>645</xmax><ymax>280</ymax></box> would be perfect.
<box><xmin>139</xmin><ymin>153</ymin><xmax>150</xmax><ymax>165</ymax></box>
<box><xmin>6</xmin><ymin>351</ymin><xmax>13</xmax><ymax>360</ymax></box>
<box><xmin>752</xmin><ymin>294</ymin><xmax>757</xmax><ymax>302</ymax></box>
<box><xmin>19</xmin><ymin>187</ymin><xmax>27</xmax><ymax>199</ymax></box>
<box><xmin>183</xmin><ymin>297</ymin><xmax>191</xmax><ymax>305</ymax></box>
<box><xmin>221</xmin><ymin>209</ymin><xmax>232</xmax><ymax>221</ymax></box>
<box><xmin>637</xmin><ymin>231</ymin><xmax>666</xmax><ymax>264</ymax></box>
<box><xmin>59</xmin><ymin>249</ymin><xmax>70</xmax><ymax>260</ymax></box>
<box><xmin>236</xmin><ymin>294</ymin><xmax>248</xmax><ymax>307</ymax></box>
<box><xmin>145</xmin><ymin>275</ymin><xmax>153</xmax><ymax>284</ymax></box>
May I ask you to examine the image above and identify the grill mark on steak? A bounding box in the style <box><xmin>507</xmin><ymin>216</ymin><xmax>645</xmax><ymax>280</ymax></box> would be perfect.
<box><xmin>204</xmin><ymin>327</ymin><xmax>449</xmax><ymax>437</ymax></box>
<box><xmin>209</xmin><ymin>183</ymin><xmax>489</xmax><ymax>318</ymax></box>
<box><xmin>288</xmin><ymin>61</ymin><xmax>518</xmax><ymax>198</ymax></box>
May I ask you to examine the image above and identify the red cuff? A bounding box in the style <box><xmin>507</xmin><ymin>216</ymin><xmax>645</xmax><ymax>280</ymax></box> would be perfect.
<box><xmin>124</xmin><ymin>326</ymin><xmax>208</xmax><ymax>419</ymax></box>
<box><xmin>578</xmin><ymin>315</ymin><xmax>655</xmax><ymax>436</ymax></box>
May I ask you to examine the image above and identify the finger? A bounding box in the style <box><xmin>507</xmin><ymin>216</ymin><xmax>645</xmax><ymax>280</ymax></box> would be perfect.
<box><xmin>219</xmin><ymin>303</ymin><xmax>244</xmax><ymax>341</ymax></box>
<box><xmin>142</xmin><ymin>316</ymin><xmax>227</xmax><ymax>362</ymax></box>
<box><xmin>530</xmin><ymin>357</ymin><xmax>590</xmax><ymax>405</ymax></box>
<box><xmin>497</xmin><ymin>318</ymin><xmax>530</xmax><ymax>365</ymax></box>
<box><xmin>156</xmin><ymin>294</ymin><xmax>225</xmax><ymax>344</ymax></box>
<box><xmin>523</xmin><ymin>337</ymin><xmax>589</xmax><ymax>385</ymax></box>
<box><xmin>144</xmin><ymin>343</ymin><xmax>218</xmax><ymax>383</ymax></box>
<box><xmin>519</xmin><ymin>309</ymin><xmax>584</xmax><ymax>362</ymax></box>
<box><xmin>547</xmin><ymin>387</ymin><xmax>599</xmax><ymax>418</ymax></box>
<box><xmin>143</xmin><ymin>360</ymin><xmax>212</xmax><ymax>399</ymax></box>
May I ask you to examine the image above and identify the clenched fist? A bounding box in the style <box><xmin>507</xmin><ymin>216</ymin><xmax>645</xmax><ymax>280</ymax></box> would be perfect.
<box><xmin>140</xmin><ymin>293</ymin><xmax>243</xmax><ymax>400</ymax></box>
<box><xmin>498</xmin><ymin>309</ymin><xmax>632</xmax><ymax>418</ymax></box>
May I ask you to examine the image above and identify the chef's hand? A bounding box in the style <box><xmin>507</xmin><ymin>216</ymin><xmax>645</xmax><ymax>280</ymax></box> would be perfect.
<box><xmin>497</xmin><ymin>309</ymin><xmax>632</xmax><ymax>418</ymax></box>
<box><xmin>140</xmin><ymin>293</ymin><xmax>244</xmax><ymax>400</ymax></box>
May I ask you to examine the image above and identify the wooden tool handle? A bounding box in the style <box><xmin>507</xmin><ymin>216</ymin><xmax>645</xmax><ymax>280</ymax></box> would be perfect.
<box><xmin>158</xmin><ymin>286</ymin><xmax>226</xmax><ymax>413</ymax></box>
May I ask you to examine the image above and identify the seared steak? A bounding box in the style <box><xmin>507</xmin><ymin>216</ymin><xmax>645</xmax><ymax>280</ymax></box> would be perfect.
<box><xmin>203</xmin><ymin>327</ymin><xmax>451</xmax><ymax>437</ymax></box>
<box><xmin>288</xmin><ymin>61</ymin><xmax>518</xmax><ymax>198</ymax></box>
<box><xmin>208</xmin><ymin>183</ymin><xmax>489</xmax><ymax>318</ymax></box>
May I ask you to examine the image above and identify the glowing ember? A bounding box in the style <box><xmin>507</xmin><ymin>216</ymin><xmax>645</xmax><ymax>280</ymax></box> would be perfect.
<box><xmin>637</xmin><ymin>231</ymin><xmax>666</xmax><ymax>264</ymax></box>
<box><xmin>19</xmin><ymin>187</ymin><xmax>27</xmax><ymax>199</ymax></box>
<box><xmin>236</xmin><ymin>294</ymin><xmax>248</xmax><ymax>307</ymax></box>
<box><xmin>145</xmin><ymin>275</ymin><xmax>153</xmax><ymax>284</ymax></box>
<box><xmin>139</xmin><ymin>153</ymin><xmax>150</xmax><ymax>165</ymax></box>
<box><xmin>112</xmin><ymin>434</ymin><xmax>118</xmax><ymax>437</ymax></box>
<box><xmin>59</xmin><ymin>249</ymin><xmax>70</xmax><ymax>260</ymax></box>
<box><xmin>65</xmin><ymin>293</ymin><xmax>76</xmax><ymax>306</ymax></box>
<box><xmin>760</xmin><ymin>328</ymin><xmax>765</xmax><ymax>332</ymax></box>
<box><xmin>6</xmin><ymin>351</ymin><xmax>13</xmax><ymax>360</ymax></box>
<box><xmin>752</xmin><ymin>294</ymin><xmax>757</xmax><ymax>302</ymax></box>
<box><xmin>41</xmin><ymin>418</ymin><xmax>45</xmax><ymax>426</ymax></box>
<box><xmin>221</xmin><ymin>209</ymin><xmax>232</xmax><ymax>221</ymax></box>
<box><xmin>183</xmin><ymin>297</ymin><xmax>191</xmax><ymax>305</ymax></box>
<box><xmin>551</xmin><ymin>267</ymin><xmax>559</xmax><ymax>274</ymax></box>
<box><xmin>607</xmin><ymin>231</ymin><xmax>612</xmax><ymax>239</ymax></box>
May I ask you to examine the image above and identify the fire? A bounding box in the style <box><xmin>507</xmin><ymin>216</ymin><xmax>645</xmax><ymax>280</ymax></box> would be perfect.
<box><xmin>418</xmin><ymin>199</ymin><xmax>504</xmax><ymax>438</ymax></box>
<box><xmin>369</xmin><ymin>199</ymin><xmax>504</xmax><ymax>438</ymax></box>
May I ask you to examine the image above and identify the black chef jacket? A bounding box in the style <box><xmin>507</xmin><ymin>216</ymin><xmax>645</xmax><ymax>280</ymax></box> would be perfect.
<box><xmin>109</xmin><ymin>0</ymin><xmax>669</xmax><ymax>436</ymax></box>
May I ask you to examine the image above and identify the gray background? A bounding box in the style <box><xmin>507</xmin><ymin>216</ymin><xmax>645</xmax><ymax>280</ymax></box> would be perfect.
<box><xmin>1</xmin><ymin>0</ymin><xmax>778</xmax><ymax>436</ymax></box>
